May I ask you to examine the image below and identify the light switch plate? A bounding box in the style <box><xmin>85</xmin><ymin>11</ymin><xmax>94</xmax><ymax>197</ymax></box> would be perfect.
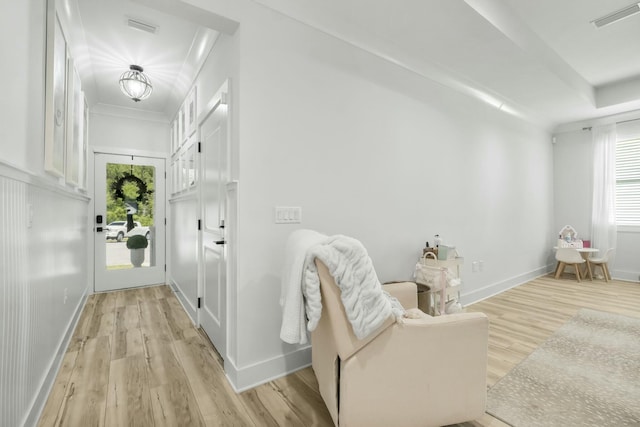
<box><xmin>275</xmin><ymin>206</ymin><xmax>302</xmax><ymax>224</ymax></box>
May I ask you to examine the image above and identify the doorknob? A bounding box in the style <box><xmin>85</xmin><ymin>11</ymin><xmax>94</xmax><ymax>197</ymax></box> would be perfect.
<box><xmin>215</xmin><ymin>240</ymin><xmax>226</xmax><ymax>245</ymax></box>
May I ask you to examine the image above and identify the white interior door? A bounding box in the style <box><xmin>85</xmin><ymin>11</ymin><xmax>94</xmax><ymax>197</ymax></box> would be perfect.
<box><xmin>200</xmin><ymin>92</ymin><xmax>228</xmax><ymax>358</ymax></box>
<box><xmin>94</xmin><ymin>153</ymin><xmax>165</xmax><ymax>292</ymax></box>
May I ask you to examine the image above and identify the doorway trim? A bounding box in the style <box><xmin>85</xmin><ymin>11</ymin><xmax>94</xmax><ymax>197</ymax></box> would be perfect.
<box><xmin>196</xmin><ymin>80</ymin><xmax>235</xmax><ymax>365</ymax></box>
<box><xmin>89</xmin><ymin>147</ymin><xmax>168</xmax><ymax>293</ymax></box>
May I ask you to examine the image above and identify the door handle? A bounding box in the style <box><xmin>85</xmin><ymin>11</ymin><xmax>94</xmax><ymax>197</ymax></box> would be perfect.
<box><xmin>96</xmin><ymin>227</ymin><xmax>104</xmax><ymax>232</ymax></box>
<box><xmin>215</xmin><ymin>240</ymin><xmax>226</xmax><ymax>245</ymax></box>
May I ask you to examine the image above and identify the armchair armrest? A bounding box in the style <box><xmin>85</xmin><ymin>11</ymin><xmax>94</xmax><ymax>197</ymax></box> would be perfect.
<box><xmin>382</xmin><ymin>281</ymin><xmax>417</xmax><ymax>309</ymax></box>
<box><xmin>339</xmin><ymin>312</ymin><xmax>489</xmax><ymax>427</ymax></box>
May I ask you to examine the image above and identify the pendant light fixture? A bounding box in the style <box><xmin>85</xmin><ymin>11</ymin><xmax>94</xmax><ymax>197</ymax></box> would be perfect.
<box><xmin>119</xmin><ymin>64</ymin><xmax>153</xmax><ymax>102</ymax></box>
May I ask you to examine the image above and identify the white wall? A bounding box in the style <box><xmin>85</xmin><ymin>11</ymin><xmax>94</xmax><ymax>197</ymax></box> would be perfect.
<box><xmin>553</xmin><ymin>130</ymin><xmax>593</xmax><ymax>237</ymax></box>
<box><xmin>0</xmin><ymin>166</ymin><xmax>90</xmax><ymax>427</ymax></box>
<box><xmin>89</xmin><ymin>107</ymin><xmax>169</xmax><ymax>155</ymax></box>
<box><xmin>0</xmin><ymin>2</ymin><xmax>91</xmax><ymax>426</ymax></box>
<box><xmin>554</xmin><ymin>126</ymin><xmax>640</xmax><ymax>281</ymax></box>
<box><xmin>222</xmin><ymin>4</ymin><xmax>555</xmax><ymax>389</ymax></box>
<box><xmin>0</xmin><ymin>1</ymin><xmax>46</xmax><ymax>174</ymax></box>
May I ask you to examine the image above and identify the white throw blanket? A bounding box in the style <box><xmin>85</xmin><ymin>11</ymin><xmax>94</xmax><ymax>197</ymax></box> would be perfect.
<box><xmin>280</xmin><ymin>229</ymin><xmax>328</xmax><ymax>344</ymax></box>
<box><xmin>280</xmin><ymin>231</ymin><xmax>405</xmax><ymax>344</ymax></box>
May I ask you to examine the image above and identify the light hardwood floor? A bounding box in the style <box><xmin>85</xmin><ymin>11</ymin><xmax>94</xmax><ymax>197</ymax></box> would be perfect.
<box><xmin>38</xmin><ymin>273</ymin><xmax>640</xmax><ymax>426</ymax></box>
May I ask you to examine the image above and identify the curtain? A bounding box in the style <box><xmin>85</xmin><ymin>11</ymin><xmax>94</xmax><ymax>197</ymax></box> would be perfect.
<box><xmin>591</xmin><ymin>124</ymin><xmax>617</xmax><ymax>265</ymax></box>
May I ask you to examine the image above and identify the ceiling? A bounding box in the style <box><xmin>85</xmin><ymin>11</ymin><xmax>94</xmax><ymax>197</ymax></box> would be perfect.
<box><xmin>64</xmin><ymin>0</ymin><xmax>640</xmax><ymax>128</ymax></box>
<box><xmin>61</xmin><ymin>0</ymin><xmax>220</xmax><ymax>120</ymax></box>
<box><xmin>249</xmin><ymin>0</ymin><xmax>640</xmax><ymax>128</ymax></box>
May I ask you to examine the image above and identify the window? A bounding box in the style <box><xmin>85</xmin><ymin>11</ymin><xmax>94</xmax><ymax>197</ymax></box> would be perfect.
<box><xmin>616</xmin><ymin>138</ymin><xmax>640</xmax><ymax>226</ymax></box>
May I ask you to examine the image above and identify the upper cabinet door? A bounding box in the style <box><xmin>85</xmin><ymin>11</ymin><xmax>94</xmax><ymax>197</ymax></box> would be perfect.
<box><xmin>170</xmin><ymin>85</ymin><xmax>197</xmax><ymax>155</ymax></box>
<box><xmin>170</xmin><ymin>119</ymin><xmax>178</xmax><ymax>154</ymax></box>
<box><xmin>186</xmin><ymin>86</ymin><xmax>197</xmax><ymax>138</ymax></box>
<box><xmin>179</xmin><ymin>105</ymin><xmax>186</xmax><ymax>144</ymax></box>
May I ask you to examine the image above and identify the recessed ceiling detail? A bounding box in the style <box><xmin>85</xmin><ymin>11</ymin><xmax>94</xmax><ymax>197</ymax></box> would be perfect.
<box><xmin>592</xmin><ymin>3</ymin><xmax>640</xmax><ymax>28</ymax></box>
<box><xmin>127</xmin><ymin>18</ymin><xmax>158</xmax><ymax>34</ymax></box>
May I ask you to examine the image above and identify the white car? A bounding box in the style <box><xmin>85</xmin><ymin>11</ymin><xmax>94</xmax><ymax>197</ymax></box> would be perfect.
<box><xmin>105</xmin><ymin>221</ymin><xmax>149</xmax><ymax>241</ymax></box>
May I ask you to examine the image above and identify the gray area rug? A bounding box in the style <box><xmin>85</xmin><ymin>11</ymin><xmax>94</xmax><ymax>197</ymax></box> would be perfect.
<box><xmin>487</xmin><ymin>309</ymin><xmax>640</xmax><ymax>427</ymax></box>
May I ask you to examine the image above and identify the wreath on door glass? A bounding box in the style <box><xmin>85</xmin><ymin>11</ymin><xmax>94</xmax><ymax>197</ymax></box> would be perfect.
<box><xmin>111</xmin><ymin>174</ymin><xmax>152</xmax><ymax>202</ymax></box>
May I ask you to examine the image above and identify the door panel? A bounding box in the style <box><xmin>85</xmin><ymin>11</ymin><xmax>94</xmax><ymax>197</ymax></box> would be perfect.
<box><xmin>169</xmin><ymin>197</ymin><xmax>198</xmax><ymax>319</ymax></box>
<box><xmin>200</xmin><ymin>94</ymin><xmax>228</xmax><ymax>359</ymax></box>
<box><xmin>203</xmin><ymin>246</ymin><xmax>221</xmax><ymax>322</ymax></box>
<box><xmin>94</xmin><ymin>154</ymin><xmax>165</xmax><ymax>292</ymax></box>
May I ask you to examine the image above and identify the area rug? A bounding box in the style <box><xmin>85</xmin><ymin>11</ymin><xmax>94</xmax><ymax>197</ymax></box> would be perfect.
<box><xmin>487</xmin><ymin>309</ymin><xmax>640</xmax><ymax>427</ymax></box>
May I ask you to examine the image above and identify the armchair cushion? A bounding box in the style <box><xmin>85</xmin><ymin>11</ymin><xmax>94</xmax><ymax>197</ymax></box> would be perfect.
<box><xmin>383</xmin><ymin>281</ymin><xmax>418</xmax><ymax>310</ymax></box>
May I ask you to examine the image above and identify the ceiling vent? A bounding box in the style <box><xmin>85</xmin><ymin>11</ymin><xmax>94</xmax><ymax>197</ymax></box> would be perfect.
<box><xmin>592</xmin><ymin>3</ymin><xmax>640</xmax><ymax>28</ymax></box>
<box><xmin>127</xmin><ymin>18</ymin><xmax>157</xmax><ymax>34</ymax></box>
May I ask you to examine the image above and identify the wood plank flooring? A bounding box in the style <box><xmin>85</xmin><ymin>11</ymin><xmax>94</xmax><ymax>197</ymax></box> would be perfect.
<box><xmin>38</xmin><ymin>274</ymin><xmax>640</xmax><ymax>426</ymax></box>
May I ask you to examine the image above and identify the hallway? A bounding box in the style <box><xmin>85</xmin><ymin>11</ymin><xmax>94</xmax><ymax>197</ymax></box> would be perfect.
<box><xmin>37</xmin><ymin>286</ymin><xmax>334</xmax><ymax>426</ymax></box>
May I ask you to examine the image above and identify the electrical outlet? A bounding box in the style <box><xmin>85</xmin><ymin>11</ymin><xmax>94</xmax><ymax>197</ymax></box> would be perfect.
<box><xmin>63</xmin><ymin>288</ymin><xmax>68</xmax><ymax>305</ymax></box>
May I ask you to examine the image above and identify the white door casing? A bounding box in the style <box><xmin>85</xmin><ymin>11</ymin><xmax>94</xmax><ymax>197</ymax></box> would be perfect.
<box><xmin>94</xmin><ymin>153</ymin><xmax>165</xmax><ymax>291</ymax></box>
<box><xmin>199</xmin><ymin>85</ymin><xmax>229</xmax><ymax>360</ymax></box>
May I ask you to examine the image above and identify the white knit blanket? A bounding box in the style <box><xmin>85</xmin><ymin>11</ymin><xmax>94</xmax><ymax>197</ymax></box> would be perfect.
<box><xmin>280</xmin><ymin>230</ymin><xmax>329</xmax><ymax>344</ymax></box>
<box><xmin>303</xmin><ymin>235</ymin><xmax>405</xmax><ymax>341</ymax></box>
<box><xmin>280</xmin><ymin>232</ymin><xmax>405</xmax><ymax>344</ymax></box>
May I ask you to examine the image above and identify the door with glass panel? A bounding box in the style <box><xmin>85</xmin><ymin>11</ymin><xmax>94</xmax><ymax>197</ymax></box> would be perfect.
<box><xmin>94</xmin><ymin>153</ymin><xmax>165</xmax><ymax>292</ymax></box>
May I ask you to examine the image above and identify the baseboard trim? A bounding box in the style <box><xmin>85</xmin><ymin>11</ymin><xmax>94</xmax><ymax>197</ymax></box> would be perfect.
<box><xmin>461</xmin><ymin>264</ymin><xmax>554</xmax><ymax>306</ymax></box>
<box><xmin>225</xmin><ymin>346</ymin><xmax>312</xmax><ymax>393</ymax></box>
<box><xmin>24</xmin><ymin>286</ymin><xmax>89</xmax><ymax>427</ymax></box>
<box><xmin>611</xmin><ymin>269</ymin><xmax>640</xmax><ymax>283</ymax></box>
<box><xmin>170</xmin><ymin>278</ymin><xmax>197</xmax><ymax>323</ymax></box>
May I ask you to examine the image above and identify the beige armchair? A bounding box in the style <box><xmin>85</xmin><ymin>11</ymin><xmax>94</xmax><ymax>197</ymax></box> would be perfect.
<box><xmin>311</xmin><ymin>260</ymin><xmax>489</xmax><ymax>427</ymax></box>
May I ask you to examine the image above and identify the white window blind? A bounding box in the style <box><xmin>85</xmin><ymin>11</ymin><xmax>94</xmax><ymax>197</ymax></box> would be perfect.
<box><xmin>616</xmin><ymin>138</ymin><xmax>640</xmax><ymax>226</ymax></box>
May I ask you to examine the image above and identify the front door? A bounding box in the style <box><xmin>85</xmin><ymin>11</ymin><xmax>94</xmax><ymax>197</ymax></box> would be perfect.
<box><xmin>200</xmin><ymin>90</ymin><xmax>228</xmax><ymax>359</ymax></box>
<box><xmin>94</xmin><ymin>153</ymin><xmax>166</xmax><ymax>292</ymax></box>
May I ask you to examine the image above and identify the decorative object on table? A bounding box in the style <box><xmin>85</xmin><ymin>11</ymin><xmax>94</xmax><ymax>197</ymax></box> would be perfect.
<box><xmin>422</xmin><ymin>246</ymin><xmax>438</xmax><ymax>256</ymax></box>
<box><xmin>414</xmin><ymin>252</ymin><xmax>462</xmax><ymax>315</ymax></box>
<box><xmin>437</xmin><ymin>244</ymin><xmax>457</xmax><ymax>261</ymax></box>
<box><xmin>487</xmin><ymin>309</ymin><xmax>640</xmax><ymax>427</ymax></box>
<box><xmin>126</xmin><ymin>234</ymin><xmax>148</xmax><ymax>267</ymax></box>
<box><xmin>557</xmin><ymin>224</ymin><xmax>584</xmax><ymax>248</ymax></box>
<box><xmin>444</xmin><ymin>298</ymin><xmax>463</xmax><ymax>314</ymax></box>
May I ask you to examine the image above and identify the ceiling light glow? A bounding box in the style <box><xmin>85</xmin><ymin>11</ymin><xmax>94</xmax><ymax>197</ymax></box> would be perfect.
<box><xmin>119</xmin><ymin>65</ymin><xmax>153</xmax><ymax>102</ymax></box>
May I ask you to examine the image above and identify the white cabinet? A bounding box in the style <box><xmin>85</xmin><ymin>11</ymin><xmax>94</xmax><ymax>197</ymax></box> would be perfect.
<box><xmin>185</xmin><ymin>87</ymin><xmax>197</xmax><ymax>138</ymax></box>
<box><xmin>170</xmin><ymin>85</ymin><xmax>198</xmax><ymax>196</ymax></box>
